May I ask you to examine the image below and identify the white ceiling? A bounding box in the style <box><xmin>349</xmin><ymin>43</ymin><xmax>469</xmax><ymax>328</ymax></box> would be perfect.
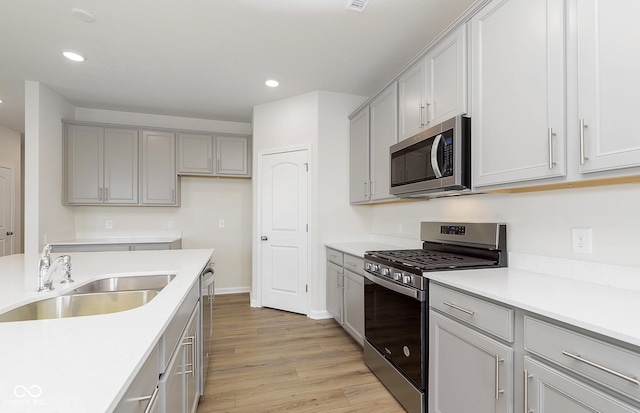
<box><xmin>0</xmin><ymin>0</ymin><xmax>475</xmax><ymax>133</ymax></box>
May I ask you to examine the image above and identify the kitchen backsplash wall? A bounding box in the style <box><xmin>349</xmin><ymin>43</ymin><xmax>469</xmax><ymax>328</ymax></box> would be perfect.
<box><xmin>73</xmin><ymin>177</ymin><xmax>252</xmax><ymax>292</ymax></box>
<box><xmin>369</xmin><ymin>183</ymin><xmax>640</xmax><ymax>269</ymax></box>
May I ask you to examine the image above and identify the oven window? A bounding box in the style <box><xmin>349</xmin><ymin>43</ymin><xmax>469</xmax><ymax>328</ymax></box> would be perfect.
<box><xmin>364</xmin><ymin>277</ymin><xmax>427</xmax><ymax>390</ymax></box>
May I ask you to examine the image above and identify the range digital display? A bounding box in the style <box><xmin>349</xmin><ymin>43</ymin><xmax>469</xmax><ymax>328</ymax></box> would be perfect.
<box><xmin>441</xmin><ymin>225</ymin><xmax>466</xmax><ymax>235</ymax></box>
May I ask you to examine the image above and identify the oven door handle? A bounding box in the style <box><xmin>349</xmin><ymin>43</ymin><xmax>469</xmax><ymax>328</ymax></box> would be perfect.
<box><xmin>363</xmin><ymin>271</ymin><xmax>426</xmax><ymax>302</ymax></box>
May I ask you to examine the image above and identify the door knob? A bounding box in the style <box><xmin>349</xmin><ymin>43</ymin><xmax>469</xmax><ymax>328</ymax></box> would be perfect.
<box><xmin>261</xmin><ymin>236</ymin><xmax>268</xmax><ymax>241</ymax></box>
<box><xmin>6</xmin><ymin>231</ymin><xmax>13</xmax><ymax>236</ymax></box>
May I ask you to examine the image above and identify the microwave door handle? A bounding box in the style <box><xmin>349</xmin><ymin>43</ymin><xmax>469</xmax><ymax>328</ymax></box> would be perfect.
<box><xmin>430</xmin><ymin>133</ymin><xmax>443</xmax><ymax>178</ymax></box>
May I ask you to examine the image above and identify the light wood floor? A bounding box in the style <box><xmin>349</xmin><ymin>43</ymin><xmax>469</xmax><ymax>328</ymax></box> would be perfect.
<box><xmin>197</xmin><ymin>293</ymin><xmax>405</xmax><ymax>413</ymax></box>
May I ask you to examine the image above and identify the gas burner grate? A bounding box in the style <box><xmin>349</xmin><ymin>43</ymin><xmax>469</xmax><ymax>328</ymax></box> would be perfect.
<box><xmin>367</xmin><ymin>249</ymin><xmax>497</xmax><ymax>270</ymax></box>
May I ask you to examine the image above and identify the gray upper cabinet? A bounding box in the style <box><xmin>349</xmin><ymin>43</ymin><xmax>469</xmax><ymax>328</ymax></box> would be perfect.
<box><xmin>177</xmin><ymin>134</ymin><xmax>251</xmax><ymax>177</ymax></box>
<box><xmin>398</xmin><ymin>61</ymin><xmax>426</xmax><ymax>141</ymax></box>
<box><xmin>470</xmin><ymin>0</ymin><xmax>566</xmax><ymax>188</ymax></box>
<box><xmin>177</xmin><ymin>133</ymin><xmax>214</xmax><ymax>175</ymax></box>
<box><xmin>141</xmin><ymin>130</ymin><xmax>177</xmax><ymax>205</ymax></box>
<box><xmin>64</xmin><ymin>123</ymin><xmax>139</xmax><ymax>205</ymax></box>
<box><xmin>350</xmin><ymin>82</ymin><xmax>398</xmax><ymax>204</ymax></box>
<box><xmin>216</xmin><ymin>136</ymin><xmax>250</xmax><ymax>176</ymax></box>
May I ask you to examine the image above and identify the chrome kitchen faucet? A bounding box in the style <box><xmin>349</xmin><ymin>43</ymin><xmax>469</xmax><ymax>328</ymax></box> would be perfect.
<box><xmin>37</xmin><ymin>244</ymin><xmax>73</xmax><ymax>292</ymax></box>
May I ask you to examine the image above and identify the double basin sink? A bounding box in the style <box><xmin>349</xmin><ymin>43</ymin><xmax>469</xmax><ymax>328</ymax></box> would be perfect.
<box><xmin>0</xmin><ymin>274</ymin><xmax>175</xmax><ymax>322</ymax></box>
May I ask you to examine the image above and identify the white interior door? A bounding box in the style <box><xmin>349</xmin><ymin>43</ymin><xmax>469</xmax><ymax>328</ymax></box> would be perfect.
<box><xmin>260</xmin><ymin>149</ymin><xmax>309</xmax><ymax>315</ymax></box>
<box><xmin>0</xmin><ymin>165</ymin><xmax>14</xmax><ymax>256</ymax></box>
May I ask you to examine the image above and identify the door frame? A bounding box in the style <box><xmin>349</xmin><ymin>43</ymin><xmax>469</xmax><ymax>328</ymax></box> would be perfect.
<box><xmin>253</xmin><ymin>145</ymin><xmax>312</xmax><ymax>313</ymax></box>
<box><xmin>0</xmin><ymin>162</ymin><xmax>16</xmax><ymax>256</ymax></box>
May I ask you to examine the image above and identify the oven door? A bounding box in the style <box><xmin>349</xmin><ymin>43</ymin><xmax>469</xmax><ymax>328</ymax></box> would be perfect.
<box><xmin>363</xmin><ymin>271</ymin><xmax>427</xmax><ymax>390</ymax></box>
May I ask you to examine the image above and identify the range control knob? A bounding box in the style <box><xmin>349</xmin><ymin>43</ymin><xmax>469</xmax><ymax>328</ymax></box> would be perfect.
<box><xmin>381</xmin><ymin>268</ymin><xmax>390</xmax><ymax>276</ymax></box>
<box><xmin>365</xmin><ymin>263</ymin><xmax>372</xmax><ymax>271</ymax></box>
<box><xmin>371</xmin><ymin>264</ymin><xmax>380</xmax><ymax>272</ymax></box>
<box><xmin>402</xmin><ymin>275</ymin><xmax>412</xmax><ymax>285</ymax></box>
<box><xmin>393</xmin><ymin>272</ymin><xmax>403</xmax><ymax>281</ymax></box>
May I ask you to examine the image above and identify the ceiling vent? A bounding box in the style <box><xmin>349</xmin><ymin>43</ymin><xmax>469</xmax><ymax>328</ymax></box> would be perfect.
<box><xmin>346</xmin><ymin>0</ymin><xmax>371</xmax><ymax>12</ymax></box>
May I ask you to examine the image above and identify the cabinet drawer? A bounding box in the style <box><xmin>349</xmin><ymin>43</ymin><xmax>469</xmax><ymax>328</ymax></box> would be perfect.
<box><xmin>525</xmin><ymin>316</ymin><xmax>640</xmax><ymax>403</ymax></box>
<box><xmin>326</xmin><ymin>248</ymin><xmax>344</xmax><ymax>266</ymax></box>
<box><xmin>115</xmin><ymin>344</ymin><xmax>159</xmax><ymax>413</ymax></box>
<box><xmin>343</xmin><ymin>254</ymin><xmax>363</xmax><ymax>276</ymax></box>
<box><xmin>430</xmin><ymin>283</ymin><xmax>514</xmax><ymax>342</ymax></box>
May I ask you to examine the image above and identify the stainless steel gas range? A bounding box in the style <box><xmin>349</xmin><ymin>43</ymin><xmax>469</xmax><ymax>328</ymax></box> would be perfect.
<box><xmin>363</xmin><ymin>222</ymin><xmax>507</xmax><ymax>413</ymax></box>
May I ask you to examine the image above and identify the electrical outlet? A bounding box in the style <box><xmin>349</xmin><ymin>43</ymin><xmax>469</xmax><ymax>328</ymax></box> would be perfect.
<box><xmin>572</xmin><ymin>228</ymin><xmax>592</xmax><ymax>254</ymax></box>
<box><xmin>219</xmin><ymin>219</ymin><xmax>225</xmax><ymax>228</ymax></box>
<box><xmin>167</xmin><ymin>220</ymin><xmax>173</xmax><ymax>229</ymax></box>
<box><xmin>106</xmin><ymin>219</ymin><xmax>113</xmax><ymax>230</ymax></box>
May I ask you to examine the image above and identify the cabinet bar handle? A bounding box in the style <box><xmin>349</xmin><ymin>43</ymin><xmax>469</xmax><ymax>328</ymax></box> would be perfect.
<box><xmin>364</xmin><ymin>182</ymin><xmax>368</xmax><ymax>197</ymax></box>
<box><xmin>548</xmin><ymin>128</ymin><xmax>556</xmax><ymax>169</ymax></box>
<box><xmin>425</xmin><ymin>101</ymin><xmax>431</xmax><ymax>125</ymax></box>
<box><xmin>192</xmin><ymin>330</ymin><xmax>197</xmax><ymax>378</ymax></box>
<box><xmin>105</xmin><ymin>187</ymin><xmax>109</xmax><ymax>201</ymax></box>
<box><xmin>126</xmin><ymin>385</ymin><xmax>158</xmax><ymax>404</ymax></box>
<box><xmin>561</xmin><ymin>351</ymin><xmax>640</xmax><ymax>385</ymax></box>
<box><xmin>579</xmin><ymin>119</ymin><xmax>589</xmax><ymax>165</ymax></box>
<box><xmin>443</xmin><ymin>301</ymin><xmax>475</xmax><ymax>315</ymax></box>
<box><xmin>495</xmin><ymin>355</ymin><xmax>504</xmax><ymax>400</ymax></box>
<box><xmin>419</xmin><ymin>103</ymin><xmax>424</xmax><ymax>127</ymax></box>
<box><xmin>99</xmin><ymin>187</ymin><xmax>103</xmax><ymax>201</ymax></box>
<box><xmin>524</xmin><ymin>369</ymin><xmax>533</xmax><ymax>413</ymax></box>
<box><xmin>143</xmin><ymin>386</ymin><xmax>159</xmax><ymax>413</ymax></box>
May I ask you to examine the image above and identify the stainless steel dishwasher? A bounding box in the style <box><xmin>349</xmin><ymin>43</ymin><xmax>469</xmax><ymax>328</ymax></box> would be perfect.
<box><xmin>200</xmin><ymin>262</ymin><xmax>214</xmax><ymax>395</ymax></box>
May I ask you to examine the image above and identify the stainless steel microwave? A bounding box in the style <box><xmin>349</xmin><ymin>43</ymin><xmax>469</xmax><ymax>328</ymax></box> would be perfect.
<box><xmin>390</xmin><ymin>116</ymin><xmax>470</xmax><ymax>198</ymax></box>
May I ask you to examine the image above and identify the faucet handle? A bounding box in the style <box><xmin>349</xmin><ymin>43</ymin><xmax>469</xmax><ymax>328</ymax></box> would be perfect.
<box><xmin>41</xmin><ymin>244</ymin><xmax>51</xmax><ymax>259</ymax></box>
<box><xmin>59</xmin><ymin>256</ymin><xmax>74</xmax><ymax>285</ymax></box>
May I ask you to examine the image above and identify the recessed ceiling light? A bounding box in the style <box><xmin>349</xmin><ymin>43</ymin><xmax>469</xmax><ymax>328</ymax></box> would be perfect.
<box><xmin>0</xmin><ymin>99</ymin><xmax>3</xmax><ymax>104</ymax></box>
<box><xmin>63</xmin><ymin>51</ymin><xmax>85</xmax><ymax>62</ymax></box>
<box><xmin>265</xmin><ymin>79</ymin><xmax>279</xmax><ymax>88</ymax></box>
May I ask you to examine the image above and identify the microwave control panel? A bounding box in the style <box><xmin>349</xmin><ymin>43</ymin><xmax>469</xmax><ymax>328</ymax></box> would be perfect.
<box><xmin>441</xmin><ymin>129</ymin><xmax>454</xmax><ymax>177</ymax></box>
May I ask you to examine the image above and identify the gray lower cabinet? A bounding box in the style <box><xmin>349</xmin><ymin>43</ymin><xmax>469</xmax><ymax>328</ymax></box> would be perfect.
<box><xmin>141</xmin><ymin>130</ymin><xmax>177</xmax><ymax>205</ymax></box>
<box><xmin>429</xmin><ymin>311</ymin><xmax>513</xmax><ymax>413</ymax></box>
<box><xmin>429</xmin><ymin>283</ymin><xmax>514</xmax><ymax>413</ymax></box>
<box><xmin>343</xmin><ymin>269</ymin><xmax>364</xmax><ymax>345</ymax></box>
<box><xmin>160</xmin><ymin>303</ymin><xmax>200</xmax><ymax>413</ymax></box>
<box><xmin>325</xmin><ymin>248</ymin><xmax>364</xmax><ymax>346</ymax></box>
<box><xmin>177</xmin><ymin>134</ymin><xmax>251</xmax><ymax>177</ymax></box>
<box><xmin>114</xmin><ymin>345</ymin><xmax>160</xmax><ymax>413</ymax></box>
<box><xmin>524</xmin><ymin>357</ymin><xmax>639</xmax><ymax>413</ymax></box>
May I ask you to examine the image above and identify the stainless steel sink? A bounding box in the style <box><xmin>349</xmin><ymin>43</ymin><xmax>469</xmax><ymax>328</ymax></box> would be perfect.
<box><xmin>0</xmin><ymin>290</ymin><xmax>159</xmax><ymax>322</ymax></box>
<box><xmin>67</xmin><ymin>274</ymin><xmax>175</xmax><ymax>294</ymax></box>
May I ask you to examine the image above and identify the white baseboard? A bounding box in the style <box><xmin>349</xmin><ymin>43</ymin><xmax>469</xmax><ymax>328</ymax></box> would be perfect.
<box><xmin>214</xmin><ymin>286</ymin><xmax>251</xmax><ymax>295</ymax></box>
<box><xmin>308</xmin><ymin>310</ymin><xmax>333</xmax><ymax>320</ymax></box>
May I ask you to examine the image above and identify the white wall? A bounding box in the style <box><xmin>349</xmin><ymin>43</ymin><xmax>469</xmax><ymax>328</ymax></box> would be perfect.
<box><xmin>0</xmin><ymin>125</ymin><xmax>22</xmax><ymax>253</ymax></box>
<box><xmin>368</xmin><ymin>183</ymin><xmax>640</xmax><ymax>269</ymax></box>
<box><xmin>24</xmin><ymin>81</ymin><xmax>76</xmax><ymax>255</ymax></box>
<box><xmin>73</xmin><ymin>178</ymin><xmax>253</xmax><ymax>291</ymax></box>
<box><xmin>252</xmin><ymin>90</ymin><xmax>368</xmax><ymax>316</ymax></box>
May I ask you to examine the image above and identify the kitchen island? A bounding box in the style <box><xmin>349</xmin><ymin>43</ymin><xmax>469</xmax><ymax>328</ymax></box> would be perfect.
<box><xmin>0</xmin><ymin>248</ymin><xmax>213</xmax><ymax>413</ymax></box>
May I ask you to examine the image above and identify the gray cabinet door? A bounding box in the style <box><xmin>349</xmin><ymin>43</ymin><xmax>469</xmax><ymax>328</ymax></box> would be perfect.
<box><xmin>343</xmin><ymin>269</ymin><xmax>364</xmax><ymax>346</ymax></box>
<box><xmin>216</xmin><ymin>136</ymin><xmax>249</xmax><ymax>176</ymax></box>
<box><xmin>141</xmin><ymin>130</ymin><xmax>177</xmax><ymax>205</ymax></box>
<box><xmin>429</xmin><ymin>310</ymin><xmax>513</xmax><ymax>413</ymax></box>
<box><xmin>349</xmin><ymin>107</ymin><xmax>370</xmax><ymax>203</ymax></box>
<box><xmin>326</xmin><ymin>261</ymin><xmax>343</xmax><ymax>324</ymax></box>
<box><xmin>398</xmin><ymin>60</ymin><xmax>427</xmax><ymax>141</ymax></box>
<box><xmin>525</xmin><ymin>357</ymin><xmax>640</xmax><ymax>413</ymax></box>
<box><xmin>369</xmin><ymin>83</ymin><xmax>398</xmax><ymax>202</ymax></box>
<box><xmin>104</xmin><ymin>128</ymin><xmax>139</xmax><ymax>204</ymax></box>
<box><xmin>177</xmin><ymin>133</ymin><xmax>213</xmax><ymax>175</ymax></box>
<box><xmin>65</xmin><ymin>124</ymin><xmax>104</xmax><ymax>204</ymax></box>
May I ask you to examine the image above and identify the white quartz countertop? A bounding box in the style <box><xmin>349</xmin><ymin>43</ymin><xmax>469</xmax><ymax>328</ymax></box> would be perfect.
<box><xmin>325</xmin><ymin>242</ymin><xmax>402</xmax><ymax>258</ymax></box>
<box><xmin>428</xmin><ymin>267</ymin><xmax>640</xmax><ymax>348</ymax></box>
<box><xmin>0</xmin><ymin>249</ymin><xmax>213</xmax><ymax>413</ymax></box>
